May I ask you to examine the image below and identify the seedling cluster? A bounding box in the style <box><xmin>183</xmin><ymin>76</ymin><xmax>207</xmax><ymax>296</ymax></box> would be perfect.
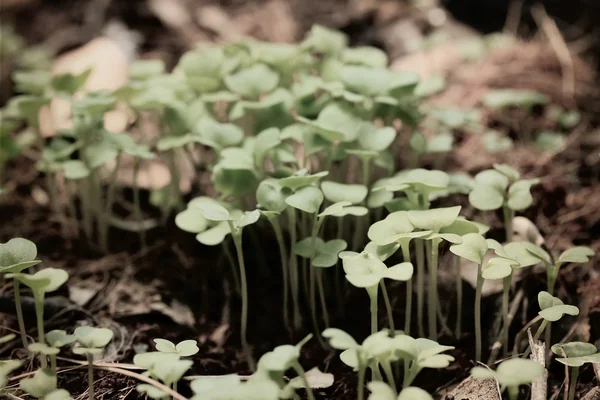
<box><xmin>0</xmin><ymin>24</ymin><xmax>596</xmax><ymax>400</ymax></box>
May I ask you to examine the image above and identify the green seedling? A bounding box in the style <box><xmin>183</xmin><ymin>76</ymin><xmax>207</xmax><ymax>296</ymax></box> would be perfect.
<box><xmin>450</xmin><ymin>234</ymin><xmax>518</xmax><ymax>361</ymax></box>
<box><xmin>0</xmin><ymin>334</ymin><xmax>16</xmax><ymax>344</ymax></box>
<box><xmin>552</xmin><ymin>342</ymin><xmax>600</xmax><ymax>400</ymax></box>
<box><xmin>341</xmin><ymin>252</ymin><xmax>413</xmax><ymax>334</ymax></box>
<box><xmin>407</xmin><ymin>206</ymin><xmax>462</xmax><ymax>339</ymax></box>
<box><xmin>522</xmin><ymin>291</ymin><xmax>579</xmax><ymax>358</ymax></box>
<box><xmin>471</xmin><ymin>358</ymin><xmax>544</xmax><ymax>400</ymax></box>
<box><xmin>197</xmin><ymin>203</ymin><xmax>261</xmax><ymax>370</ymax></box>
<box><xmin>367</xmin><ymin>382</ymin><xmax>433</xmax><ymax>400</ymax></box>
<box><xmin>256</xmin><ymin>335</ymin><xmax>315</xmax><ymax>400</ymax></box>
<box><xmin>74</xmin><ymin>326</ymin><xmax>114</xmax><ymax>400</ymax></box>
<box><xmin>134</xmin><ymin>351</ymin><xmax>193</xmax><ymax>398</ymax></box>
<box><xmin>0</xmin><ymin>238</ymin><xmax>41</xmax><ymax>348</ymax></box>
<box><xmin>0</xmin><ymin>359</ymin><xmax>22</xmax><ymax>390</ymax></box>
<box><xmin>367</xmin><ymin>211</ymin><xmax>432</xmax><ymax>334</ymax></box>
<box><xmin>7</xmin><ymin>268</ymin><xmax>68</xmax><ymax>367</ymax></box>
<box><xmin>19</xmin><ymin>368</ymin><xmax>58</xmax><ymax>399</ymax></box>
<box><xmin>483</xmin><ymin>89</ymin><xmax>548</xmax><ymax>110</ymax></box>
<box><xmin>43</xmin><ymin>330</ymin><xmax>76</xmax><ymax>373</ymax></box>
<box><xmin>154</xmin><ymin>339</ymin><xmax>199</xmax><ymax>357</ymax></box>
<box><xmin>468</xmin><ymin>164</ymin><xmax>539</xmax><ymax>242</ymax></box>
<box><xmin>482</xmin><ymin>130</ymin><xmax>514</xmax><ymax>153</ymax></box>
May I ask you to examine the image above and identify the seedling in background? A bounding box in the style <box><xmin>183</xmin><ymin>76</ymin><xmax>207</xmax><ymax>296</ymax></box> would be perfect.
<box><xmin>0</xmin><ymin>359</ymin><xmax>22</xmax><ymax>391</ymax></box>
<box><xmin>367</xmin><ymin>382</ymin><xmax>433</xmax><ymax>400</ymax></box>
<box><xmin>74</xmin><ymin>326</ymin><xmax>114</xmax><ymax>400</ymax></box>
<box><xmin>469</xmin><ymin>164</ymin><xmax>539</xmax><ymax>243</ymax></box>
<box><xmin>7</xmin><ymin>268</ymin><xmax>69</xmax><ymax>367</ymax></box>
<box><xmin>134</xmin><ymin>350</ymin><xmax>193</xmax><ymax>398</ymax></box>
<box><xmin>0</xmin><ymin>238</ymin><xmax>41</xmax><ymax>348</ymax></box>
<box><xmin>197</xmin><ymin>203</ymin><xmax>260</xmax><ymax>371</ymax></box>
<box><xmin>190</xmin><ymin>374</ymin><xmax>279</xmax><ymax>400</ymax></box>
<box><xmin>341</xmin><ymin>252</ymin><xmax>413</xmax><ymax>334</ymax></box>
<box><xmin>44</xmin><ymin>330</ymin><xmax>76</xmax><ymax>373</ymax></box>
<box><xmin>471</xmin><ymin>358</ymin><xmax>544</xmax><ymax>400</ymax></box>
<box><xmin>154</xmin><ymin>339</ymin><xmax>199</xmax><ymax>357</ymax></box>
<box><xmin>19</xmin><ymin>368</ymin><xmax>58</xmax><ymax>399</ymax></box>
<box><xmin>552</xmin><ymin>342</ymin><xmax>600</xmax><ymax>400</ymax></box>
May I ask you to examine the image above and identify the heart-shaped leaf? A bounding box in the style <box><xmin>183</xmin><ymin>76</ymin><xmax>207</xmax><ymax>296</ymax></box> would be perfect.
<box><xmin>472</xmin><ymin>358</ymin><xmax>544</xmax><ymax>387</ymax></box>
<box><xmin>133</xmin><ymin>352</ymin><xmax>181</xmax><ymax>371</ymax></box>
<box><xmin>285</xmin><ymin>186</ymin><xmax>323</xmax><ymax>214</ymax></box>
<box><xmin>537</xmin><ymin>291</ymin><xmax>579</xmax><ymax>322</ymax></box>
<box><xmin>322</xmin><ymin>328</ymin><xmax>358</xmax><ymax>350</ymax></box>
<box><xmin>0</xmin><ymin>237</ymin><xmax>40</xmax><ymax>273</ymax></box>
<box><xmin>382</xmin><ymin>262</ymin><xmax>414</xmax><ymax>281</ymax></box>
<box><xmin>175</xmin><ymin>207</ymin><xmax>209</xmax><ymax>234</ymax></box>
<box><xmin>297</xmin><ymin>103</ymin><xmax>363</xmax><ymax>143</ymax></box>
<box><xmin>557</xmin><ymin>247</ymin><xmax>594</xmax><ymax>265</ymax></box>
<box><xmin>74</xmin><ymin>326</ymin><xmax>113</xmax><ymax>349</ymax></box>
<box><xmin>507</xmin><ymin>179</ymin><xmax>539</xmax><ymax>211</ymax></box>
<box><xmin>504</xmin><ymin>242</ymin><xmax>544</xmax><ymax>267</ymax></box>
<box><xmin>358</xmin><ymin>125</ymin><xmax>397</xmax><ymax>152</ymax></box>
<box><xmin>482</xmin><ymin>258</ymin><xmax>514</xmax><ymax>280</ymax></box>
<box><xmin>198</xmin><ymin>203</ymin><xmax>231</xmax><ymax>222</ymax></box>
<box><xmin>257</xmin><ymin>179</ymin><xmax>290</xmax><ymax>213</ymax></box>
<box><xmin>196</xmin><ymin>221</ymin><xmax>231</xmax><ymax>246</ymax></box>
<box><xmin>408</xmin><ymin>206</ymin><xmax>461</xmax><ymax>233</ymax></box>
<box><xmin>449</xmin><ymin>233</ymin><xmax>488</xmax><ymax>264</ymax></box>
<box><xmin>321</xmin><ymin>181</ymin><xmax>368</xmax><ymax>204</ymax></box>
<box><xmin>314</xmin><ymin>240</ymin><xmax>348</xmax><ymax>267</ymax></box>
<box><xmin>195</xmin><ymin>118</ymin><xmax>244</xmax><ymax>151</ymax></box>
<box><xmin>29</xmin><ymin>342</ymin><xmax>59</xmax><ymax>356</ymax></box>
<box><xmin>9</xmin><ymin>268</ymin><xmax>68</xmax><ymax>294</ymax></box>
<box><xmin>45</xmin><ymin>330</ymin><xmax>75</xmax><ymax>348</ymax></box>
<box><xmin>468</xmin><ymin>184</ymin><xmax>504</xmax><ymax>211</ymax></box>
<box><xmin>259</xmin><ymin>344</ymin><xmax>299</xmax><ymax>371</ymax></box>
<box><xmin>474</xmin><ymin>169</ymin><xmax>509</xmax><ymax>191</ymax></box>
<box><xmin>279</xmin><ymin>170</ymin><xmax>329</xmax><ymax>191</ymax></box>
<box><xmin>62</xmin><ymin>160</ymin><xmax>90</xmax><ymax>180</ymax></box>
<box><xmin>153</xmin><ymin>359</ymin><xmax>193</xmax><ymax>386</ymax></box>
<box><xmin>367</xmin><ymin>212</ymin><xmax>427</xmax><ymax>246</ymax></box>
<box><xmin>224</xmin><ymin>63</ymin><xmax>279</xmax><ymax>99</ymax></box>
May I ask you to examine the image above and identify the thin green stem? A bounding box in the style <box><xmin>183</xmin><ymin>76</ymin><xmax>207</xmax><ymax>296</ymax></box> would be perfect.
<box><xmin>309</xmin><ymin>213</ymin><xmax>320</xmax><ymax>340</ymax></box>
<box><xmin>34</xmin><ymin>294</ymin><xmax>47</xmax><ymax>368</ymax></box>
<box><xmin>229</xmin><ymin>228</ymin><xmax>255</xmax><ymax>371</ymax></box>
<box><xmin>401</xmin><ymin>242</ymin><xmax>412</xmax><ymax>335</ymax></box>
<box><xmin>428</xmin><ymin>238</ymin><xmax>440</xmax><ymax>340</ymax></box>
<box><xmin>568</xmin><ymin>367</ymin><xmax>579</xmax><ymax>400</ymax></box>
<box><xmin>316</xmin><ymin>270</ymin><xmax>330</xmax><ymax>329</ymax></box>
<box><xmin>455</xmin><ymin>254</ymin><xmax>462</xmax><ymax>338</ymax></box>
<box><xmin>13</xmin><ymin>280</ymin><xmax>28</xmax><ymax>349</ymax></box>
<box><xmin>502</xmin><ymin>271</ymin><xmax>512</xmax><ymax>355</ymax></box>
<box><xmin>50</xmin><ymin>355</ymin><xmax>57</xmax><ymax>374</ymax></box>
<box><xmin>507</xmin><ymin>385</ymin><xmax>519</xmax><ymax>400</ymax></box>
<box><xmin>100</xmin><ymin>153</ymin><xmax>121</xmax><ymax>252</ymax></box>
<box><xmin>369</xmin><ymin>288</ymin><xmax>378</xmax><ymax>334</ymax></box>
<box><xmin>222</xmin><ymin>241</ymin><xmax>241</xmax><ymax>293</ymax></box>
<box><xmin>381</xmin><ymin>361</ymin><xmax>397</xmax><ymax>392</ymax></box>
<box><xmin>293</xmin><ymin>363</ymin><xmax>316</xmax><ymax>400</ymax></box>
<box><xmin>270</xmin><ymin>217</ymin><xmax>289</xmax><ymax>329</ymax></box>
<box><xmin>287</xmin><ymin>208</ymin><xmax>301</xmax><ymax>330</ymax></box>
<box><xmin>415</xmin><ymin>239</ymin><xmax>425</xmax><ymax>338</ymax></box>
<box><xmin>503</xmin><ymin>206</ymin><xmax>514</xmax><ymax>243</ymax></box>
<box><xmin>475</xmin><ymin>262</ymin><xmax>483</xmax><ymax>362</ymax></box>
<box><xmin>357</xmin><ymin>364</ymin><xmax>366</xmax><ymax>400</ymax></box>
<box><xmin>380</xmin><ymin>282</ymin><xmax>395</xmax><ymax>333</ymax></box>
<box><xmin>87</xmin><ymin>353</ymin><xmax>94</xmax><ymax>400</ymax></box>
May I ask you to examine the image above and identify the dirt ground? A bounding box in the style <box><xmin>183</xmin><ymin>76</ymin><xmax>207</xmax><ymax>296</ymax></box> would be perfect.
<box><xmin>1</xmin><ymin>0</ymin><xmax>599</xmax><ymax>399</ymax></box>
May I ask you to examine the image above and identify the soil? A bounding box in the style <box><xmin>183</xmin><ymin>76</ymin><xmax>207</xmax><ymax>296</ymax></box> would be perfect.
<box><xmin>1</xmin><ymin>0</ymin><xmax>600</xmax><ymax>399</ymax></box>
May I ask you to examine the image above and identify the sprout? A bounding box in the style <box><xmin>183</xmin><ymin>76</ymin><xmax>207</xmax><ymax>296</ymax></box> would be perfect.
<box><xmin>471</xmin><ymin>358</ymin><xmax>544</xmax><ymax>400</ymax></box>
<box><xmin>19</xmin><ymin>368</ymin><xmax>58</xmax><ymax>399</ymax></box>
<box><xmin>341</xmin><ymin>252</ymin><xmax>413</xmax><ymax>334</ymax></box>
<box><xmin>256</xmin><ymin>335</ymin><xmax>315</xmax><ymax>400</ymax></box>
<box><xmin>7</xmin><ymin>268</ymin><xmax>68</xmax><ymax>367</ymax></box>
<box><xmin>408</xmin><ymin>206</ymin><xmax>462</xmax><ymax>339</ymax></box>
<box><xmin>0</xmin><ymin>237</ymin><xmax>41</xmax><ymax>348</ymax></box>
<box><xmin>134</xmin><ymin>351</ymin><xmax>193</xmax><ymax>398</ymax></box>
<box><xmin>153</xmin><ymin>339</ymin><xmax>199</xmax><ymax>357</ymax></box>
<box><xmin>190</xmin><ymin>374</ymin><xmax>280</xmax><ymax>400</ymax></box>
<box><xmin>74</xmin><ymin>326</ymin><xmax>114</xmax><ymax>400</ymax></box>
<box><xmin>42</xmin><ymin>330</ymin><xmax>76</xmax><ymax>373</ymax></box>
<box><xmin>0</xmin><ymin>359</ymin><xmax>22</xmax><ymax>389</ymax></box>
<box><xmin>224</xmin><ymin>63</ymin><xmax>279</xmax><ymax>100</ymax></box>
<box><xmin>483</xmin><ymin>89</ymin><xmax>548</xmax><ymax>110</ymax></box>
<box><xmin>197</xmin><ymin>203</ymin><xmax>260</xmax><ymax>370</ymax></box>
<box><xmin>552</xmin><ymin>341</ymin><xmax>600</xmax><ymax>400</ymax></box>
<box><xmin>468</xmin><ymin>164</ymin><xmax>539</xmax><ymax>242</ymax></box>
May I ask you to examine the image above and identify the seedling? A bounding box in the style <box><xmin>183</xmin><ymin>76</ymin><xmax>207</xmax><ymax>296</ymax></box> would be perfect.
<box><xmin>367</xmin><ymin>382</ymin><xmax>433</xmax><ymax>400</ymax></box>
<box><xmin>134</xmin><ymin>350</ymin><xmax>193</xmax><ymax>398</ymax></box>
<box><xmin>367</xmin><ymin>211</ymin><xmax>432</xmax><ymax>334</ymax></box>
<box><xmin>44</xmin><ymin>330</ymin><xmax>76</xmax><ymax>373</ymax></box>
<box><xmin>468</xmin><ymin>164</ymin><xmax>539</xmax><ymax>242</ymax></box>
<box><xmin>522</xmin><ymin>291</ymin><xmax>579</xmax><ymax>359</ymax></box>
<box><xmin>342</xmin><ymin>252</ymin><xmax>413</xmax><ymax>334</ymax></box>
<box><xmin>393</xmin><ymin>336</ymin><xmax>455</xmax><ymax>387</ymax></box>
<box><xmin>154</xmin><ymin>339</ymin><xmax>199</xmax><ymax>357</ymax></box>
<box><xmin>256</xmin><ymin>335</ymin><xmax>315</xmax><ymax>400</ymax></box>
<box><xmin>407</xmin><ymin>206</ymin><xmax>462</xmax><ymax>339</ymax></box>
<box><xmin>471</xmin><ymin>358</ymin><xmax>544</xmax><ymax>400</ymax></box>
<box><xmin>7</xmin><ymin>268</ymin><xmax>69</xmax><ymax>367</ymax></box>
<box><xmin>74</xmin><ymin>326</ymin><xmax>114</xmax><ymax>400</ymax></box>
<box><xmin>190</xmin><ymin>374</ymin><xmax>279</xmax><ymax>400</ymax></box>
<box><xmin>552</xmin><ymin>342</ymin><xmax>600</xmax><ymax>400</ymax></box>
<box><xmin>0</xmin><ymin>237</ymin><xmax>41</xmax><ymax>347</ymax></box>
<box><xmin>0</xmin><ymin>359</ymin><xmax>22</xmax><ymax>390</ymax></box>
<box><xmin>19</xmin><ymin>368</ymin><xmax>58</xmax><ymax>399</ymax></box>
<box><xmin>197</xmin><ymin>203</ymin><xmax>260</xmax><ymax>370</ymax></box>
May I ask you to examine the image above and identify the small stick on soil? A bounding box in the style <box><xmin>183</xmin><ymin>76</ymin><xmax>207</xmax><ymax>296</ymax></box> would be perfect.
<box><xmin>488</xmin><ymin>288</ymin><xmax>524</xmax><ymax>364</ymax></box>
<box><xmin>527</xmin><ymin>328</ymin><xmax>548</xmax><ymax>400</ymax></box>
